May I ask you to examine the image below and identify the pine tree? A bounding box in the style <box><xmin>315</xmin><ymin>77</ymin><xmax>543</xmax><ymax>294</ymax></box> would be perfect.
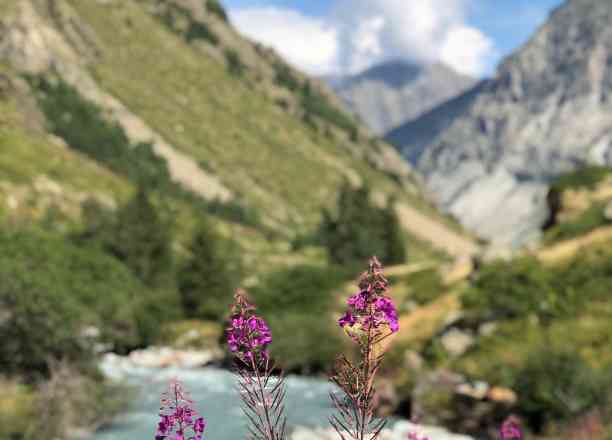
<box><xmin>381</xmin><ymin>198</ymin><xmax>407</xmax><ymax>265</ymax></box>
<box><xmin>178</xmin><ymin>221</ymin><xmax>238</xmax><ymax>321</ymax></box>
<box><xmin>319</xmin><ymin>182</ymin><xmax>406</xmax><ymax>266</ymax></box>
<box><xmin>108</xmin><ymin>189</ymin><xmax>175</xmax><ymax>288</ymax></box>
<box><xmin>321</xmin><ymin>181</ymin><xmax>386</xmax><ymax>266</ymax></box>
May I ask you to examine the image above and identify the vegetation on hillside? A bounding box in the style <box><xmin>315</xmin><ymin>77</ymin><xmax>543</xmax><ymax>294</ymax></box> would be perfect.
<box><xmin>454</xmin><ymin>244</ymin><xmax>612</xmax><ymax>432</ymax></box>
<box><xmin>544</xmin><ymin>202</ymin><xmax>610</xmax><ymax>243</ymax></box>
<box><xmin>251</xmin><ymin>264</ymin><xmax>348</xmax><ymax>373</ymax></box>
<box><xmin>30</xmin><ymin>75</ymin><xmax>259</xmax><ymax>227</ymax></box>
<box><xmin>61</xmin><ymin>0</ymin><xmax>448</xmax><ymax>239</ymax></box>
<box><xmin>550</xmin><ymin>166</ymin><xmax>612</xmax><ymax>193</ymax></box>
<box><xmin>178</xmin><ymin>219</ymin><xmax>241</xmax><ymax>321</ymax></box>
<box><xmin>319</xmin><ymin>181</ymin><xmax>406</xmax><ymax>268</ymax></box>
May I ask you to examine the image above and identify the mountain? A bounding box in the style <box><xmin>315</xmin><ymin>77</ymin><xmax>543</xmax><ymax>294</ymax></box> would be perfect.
<box><xmin>328</xmin><ymin>60</ymin><xmax>477</xmax><ymax>135</ymax></box>
<box><xmin>0</xmin><ymin>0</ymin><xmax>476</xmax><ymax>261</ymax></box>
<box><xmin>385</xmin><ymin>81</ymin><xmax>487</xmax><ymax>164</ymax></box>
<box><xmin>388</xmin><ymin>0</ymin><xmax>612</xmax><ymax>247</ymax></box>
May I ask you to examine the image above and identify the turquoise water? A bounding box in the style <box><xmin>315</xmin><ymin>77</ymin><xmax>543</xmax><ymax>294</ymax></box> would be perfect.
<box><xmin>94</xmin><ymin>360</ymin><xmax>338</xmax><ymax>440</ymax></box>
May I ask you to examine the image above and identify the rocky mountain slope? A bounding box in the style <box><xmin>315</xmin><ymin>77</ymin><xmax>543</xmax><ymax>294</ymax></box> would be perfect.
<box><xmin>328</xmin><ymin>61</ymin><xmax>477</xmax><ymax>135</ymax></box>
<box><xmin>385</xmin><ymin>81</ymin><xmax>486</xmax><ymax>164</ymax></box>
<box><xmin>0</xmin><ymin>0</ymin><xmax>475</xmax><ymax>259</ymax></box>
<box><xmin>388</xmin><ymin>0</ymin><xmax>612</xmax><ymax>247</ymax></box>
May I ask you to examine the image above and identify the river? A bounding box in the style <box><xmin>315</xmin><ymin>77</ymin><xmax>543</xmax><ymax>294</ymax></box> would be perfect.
<box><xmin>93</xmin><ymin>354</ymin><xmax>473</xmax><ymax>440</ymax></box>
<box><xmin>93</xmin><ymin>355</ymin><xmax>340</xmax><ymax>440</ymax></box>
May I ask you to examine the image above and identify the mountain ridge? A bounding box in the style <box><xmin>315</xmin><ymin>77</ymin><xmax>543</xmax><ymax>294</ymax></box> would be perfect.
<box><xmin>328</xmin><ymin>60</ymin><xmax>477</xmax><ymax>135</ymax></box>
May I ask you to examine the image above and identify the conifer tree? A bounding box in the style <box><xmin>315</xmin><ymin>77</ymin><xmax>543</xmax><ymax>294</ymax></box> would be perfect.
<box><xmin>320</xmin><ymin>181</ymin><xmax>406</xmax><ymax>266</ymax></box>
<box><xmin>178</xmin><ymin>221</ymin><xmax>238</xmax><ymax>320</ymax></box>
<box><xmin>108</xmin><ymin>189</ymin><xmax>174</xmax><ymax>288</ymax></box>
<box><xmin>381</xmin><ymin>197</ymin><xmax>407</xmax><ymax>265</ymax></box>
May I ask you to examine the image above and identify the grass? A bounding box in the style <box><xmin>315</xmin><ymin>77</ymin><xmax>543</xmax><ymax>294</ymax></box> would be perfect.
<box><xmin>551</xmin><ymin>166</ymin><xmax>612</xmax><ymax>192</ymax></box>
<box><xmin>544</xmin><ymin>202</ymin><xmax>610</xmax><ymax>243</ymax></box>
<box><xmin>0</xmin><ymin>126</ymin><xmax>129</xmax><ymax>197</ymax></box>
<box><xmin>0</xmin><ymin>68</ymin><xmax>131</xmax><ymax>205</ymax></box>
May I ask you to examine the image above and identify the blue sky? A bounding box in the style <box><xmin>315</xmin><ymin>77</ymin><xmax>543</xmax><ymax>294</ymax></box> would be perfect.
<box><xmin>224</xmin><ymin>0</ymin><xmax>564</xmax><ymax>77</ymax></box>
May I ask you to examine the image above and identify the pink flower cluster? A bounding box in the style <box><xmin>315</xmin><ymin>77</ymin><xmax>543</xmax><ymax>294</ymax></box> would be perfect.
<box><xmin>407</xmin><ymin>430</ymin><xmax>429</xmax><ymax>440</ymax></box>
<box><xmin>155</xmin><ymin>379</ymin><xmax>206</xmax><ymax>440</ymax></box>
<box><xmin>500</xmin><ymin>416</ymin><xmax>522</xmax><ymax>440</ymax></box>
<box><xmin>226</xmin><ymin>289</ymin><xmax>272</xmax><ymax>363</ymax></box>
<box><xmin>338</xmin><ymin>257</ymin><xmax>399</xmax><ymax>340</ymax></box>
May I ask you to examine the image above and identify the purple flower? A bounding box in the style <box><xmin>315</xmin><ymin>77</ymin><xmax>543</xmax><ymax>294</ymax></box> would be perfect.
<box><xmin>338</xmin><ymin>311</ymin><xmax>357</xmax><ymax>328</ymax></box>
<box><xmin>500</xmin><ymin>416</ymin><xmax>522</xmax><ymax>440</ymax></box>
<box><xmin>194</xmin><ymin>418</ymin><xmax>206</xmax><ymax>433</ymax></box>
<box><xmin>226</xmin><ymin>289</ymin><xmax>273</xmax><ymax>364</ymax></box>
<box><xmin>338</xmin><ymin>257</ymin><xmax>399</xmax><ymax>343</ymax></box>
<box><xmin>155</xmin><ymin>379</ymin><xmax>206</xmax><ymax>440</ymax></box>
<box><xmin>330</xmin><ymin>257</ymin><xmax>398</xmax><ymax>440</ymax></box>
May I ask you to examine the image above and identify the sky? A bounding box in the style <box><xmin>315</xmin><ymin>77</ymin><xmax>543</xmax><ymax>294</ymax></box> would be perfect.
<box><xmin>223</xmin><ymin>0</ymin><xmax>564</xmax><ymax>78</ymax></box>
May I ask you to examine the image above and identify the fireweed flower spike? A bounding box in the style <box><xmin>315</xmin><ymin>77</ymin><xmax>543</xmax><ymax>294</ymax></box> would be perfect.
<box><xmin>155</xmin><ymin>379</ymin><xmax>206</xmax><ymax>440</ymax></box>
<box><xmin>330</xmin><ymin>257</ymin><xmax>399</xmax><ymax>440</ymax></box>
<box><xmin>500</xmin><ymin>416</ymin><xmax>522</xmax><ymax>440</ymax></box>
<box><xmin>227</xmin><ymin>289</ymin><xmax>286</xmax><ymax>440</ymax></box>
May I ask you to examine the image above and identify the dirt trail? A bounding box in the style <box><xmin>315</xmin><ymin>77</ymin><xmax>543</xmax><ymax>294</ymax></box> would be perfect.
<box><xmin>376</xmin><ymin>291</ymin><xmax>460</xmax><ymax>353</ymax></box>
<box><xmin>396</xmin><ymin>203</ymin><xmax>480</xmax><ymax>259</ymax></box>
<box><xmin>384</xmin><ymin>261</ymin><xmax>438</xmax><ymax>277</ymax></box>
<box><xmin>536</xmin><ymin>225</ymin><xmax>612</xmax><ymax>263</ymax></box>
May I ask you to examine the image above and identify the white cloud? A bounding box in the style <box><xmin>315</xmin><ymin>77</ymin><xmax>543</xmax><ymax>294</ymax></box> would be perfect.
<box><xmin>440</xmin><ymin>25</ymin><xmax>495</xmax><ymax>76</ymax></box>
<box><xmin>229</xmin><ymin>1</ymin><xmax>496</xmax><ymax>77</ymax></box>
<box><xmin>332</xmin><ymin>0</ymin><xmax>496</xmax><ymax>76</ymax></box>
<box><xmin>229</xmin><ymin>7</ymin><xmax>339</xmax><ymax>75</ymax></box>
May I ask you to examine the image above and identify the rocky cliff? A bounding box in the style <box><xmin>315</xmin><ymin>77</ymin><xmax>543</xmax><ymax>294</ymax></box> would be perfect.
<box><xmin>390</xmin><ymin>0</ymin><xmax>612</xmax><ymax>247</ymax></box>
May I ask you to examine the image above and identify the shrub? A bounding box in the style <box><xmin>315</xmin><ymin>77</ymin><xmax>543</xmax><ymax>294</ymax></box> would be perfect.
<box><xmin>250</xmin><ymin>264</ymin><xmax>347</xmax><ymax>372</ymax></box>
<box><xmin>463</xmin><ymin>245</ymin><xmax>612</xmax><ymax>324</ymax></box>
<box><xmin>406</xmin><ymin>268</ymin><xmax>445</xmax><ymax>305</ymax></box>
<box><xmin>381</xmin><ymin>198</ymin><xmax>407</xmax><ymax>264</ymax></box>
<box><xmin>319</xmin><ymin>181</ymin><xmax>406</xmax><ymax>267</ymax></box>
<box><xmin>462</xmin><ymin>257</ymin><xmax>558</xmax><ymax>321</ymax></box>
<box><xmin>545</xmin><ymin>203</ymin><xmax>610</xmax><ymax>243</ymax></box>
<box><xmin>554</xmin><ymin>243</ymin><xmax>612</xmax><ymax>307</ymax></box>
<box><xmin>23</xmin><ymin>363</ymin><xmax>130</xmax><ymax>440</ymax></box>
<box><xmin>31</xmin><ymin>76</ymin><xmax>171</xmax><ymax>190</ymax></box>
<box><xmin>203</xmin><ymin>197</ymin><xmax>262</xmax><ymax>228</ymax></box>
<box><xmin>156</xmin><ymin>2</ymin><xmax>219</xmax><ymax>46</ymax></box>
<box><xmin>224</xmin><ymin>49</ymin><xmax>245</xmax><ymax>77</ymax></box>
<box><xmin>0</xmin><ymin>380</ymin><xmax>36</xmax><ymax>438</ymax></box>
<box><xmin>551</xmin><ymin>166</ymin><xmax>612</xmax><ymax>193</ymax></box>
<box><xmin>301</xmin><ymin>82</ymin><xmax>358</xmax><ymax>134</ymax></box>
<box><xmin>0</xmin><ymin>228</ymin><xmax>150</xmax><ymax>376</ymax></box>
<box><xmin>185</xmin><ymin>21</ymin><xmax>219</xmax><ymax>45</ymax></box>
<box><xmin>273</xmin><ymin>61</ymin><xmax>300</xmax><ymax>91</ymax></box>
<box><xmin>206</xmin><ymin>0</ymin><xmax>228</xmax><ymax>22</ymax></box>
<box><xmin>32</xmin><ymin>76</ymin><xmax>262</xmax><ymax>227</ymax></box>
<box><xmin>132</xmin><ymin>287</ymin><xmax>183</xmax><ymax>347</ymax></box>
<box><xmin>515</xmin><ymin>347</ymin><xmax>611</xmax><ymax>432</ymax></box>
<box><xmin>106</xmin><ymin>189</ymin><xmax>175</xmax><ymax>288</ymax></box>
<box><xmin>178</xmin><ymin>221</ymin><xmax>241</xmax><ymax>321</ymax></box>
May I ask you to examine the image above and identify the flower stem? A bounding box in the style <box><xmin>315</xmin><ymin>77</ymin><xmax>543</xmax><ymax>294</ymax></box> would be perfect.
<box><xmin>250</xmin><ymin>357</ymin><xmax>277</xmax><ymax>440</ymax></box>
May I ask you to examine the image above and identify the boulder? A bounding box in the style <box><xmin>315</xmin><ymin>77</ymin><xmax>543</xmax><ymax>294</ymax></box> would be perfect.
<box><xmin>440</xmin><ymin>328</ymin><xmax>474</xmax><ymax>357</ymax></box>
